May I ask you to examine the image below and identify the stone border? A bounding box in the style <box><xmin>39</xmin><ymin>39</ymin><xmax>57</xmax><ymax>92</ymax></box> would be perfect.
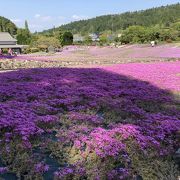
<box><xmin>0</xmin><ymin>58</ymin><xmax>179</xmax><ymax>70</ymax></box>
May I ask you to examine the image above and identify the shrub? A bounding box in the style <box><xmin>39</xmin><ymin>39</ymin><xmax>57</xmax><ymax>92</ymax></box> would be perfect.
<box><xmin>23</xmin><ymin>47</ymin><xmax>40</xmax><ymax>54</ymax></box>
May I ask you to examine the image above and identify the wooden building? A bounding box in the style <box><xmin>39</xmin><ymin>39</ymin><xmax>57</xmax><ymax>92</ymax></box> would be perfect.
<box><xmin>0</xmin><ymin>32</ymin><xmax>27</xmax><ymax>54</ymax></box>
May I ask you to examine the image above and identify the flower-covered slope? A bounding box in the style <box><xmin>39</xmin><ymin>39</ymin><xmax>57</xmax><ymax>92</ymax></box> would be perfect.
<box><xmin>102</xmin><ymin>61</ymin><xmax>180</xmax><ymax>92</ymax></box>
<box><xmin>0</xmin><ymin>62</ymin><xmax>179</xmax><ymax>179</ymax></box>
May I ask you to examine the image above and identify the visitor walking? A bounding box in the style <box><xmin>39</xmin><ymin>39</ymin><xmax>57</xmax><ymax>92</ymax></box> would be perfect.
<box><xmin>0</xmin><ymin>48</ymin><xmax>2</xmax><ymax>55</ymax></box>
<box><xmin>151</xmin><ymin>41</ymin><xmax>155</xmax><ymax>47</ymax></box>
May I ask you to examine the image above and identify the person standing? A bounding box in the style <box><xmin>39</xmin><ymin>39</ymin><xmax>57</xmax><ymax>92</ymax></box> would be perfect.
<box><xmin>0</xmin><ymin>48</ymin><xmax>2</xmax><ymax>55</ymax></box>
<box><xmin>8</xmin><ymin>48</ymin><xmax>13</xmax><ymax>56</ymax></box>
<box><xmin>151</xmin><ymin>41</ymin><xmax>155</xmax><ymax>47</ymax></box>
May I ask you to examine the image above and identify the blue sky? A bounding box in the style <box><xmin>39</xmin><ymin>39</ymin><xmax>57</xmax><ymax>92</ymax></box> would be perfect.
<box><xmin>0</xmin><ymin>0</ymin><xmax>179</xmax><ymax>32</ymax></box>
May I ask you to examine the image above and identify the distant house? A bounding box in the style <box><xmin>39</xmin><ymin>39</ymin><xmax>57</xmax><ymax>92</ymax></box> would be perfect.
<box><xmin>89</xmin><ymin>33</ymin><xmax>99</xmax><ymax>42</ymax></box>
<box><xmin>73</xmin><ymin>34</ymin><xmax>84</xmax><ymax>43</ymax></box>
<box><xmin>0</xmin><ymin>32</ymin><xmax>27</xmax><ymax>54</ymax></box>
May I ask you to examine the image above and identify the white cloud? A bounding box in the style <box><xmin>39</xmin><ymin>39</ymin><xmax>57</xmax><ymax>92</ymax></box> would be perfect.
<box><xmin>72</xmin><ymin>14</ymin><xmax>88</xmax><ymax>21</ymax></box>
<box><xmin>12</xmin><ymin>14</ymin><xmax>88</xmax><ymax>32</ymax></box>
<box><xmin>34</xmin><ymin>14</ymin><xmax>41</xmax><ymax>18</ymax></box>
<box><xmin>34</xmin><ymin>14</ymin><xmax>52</xmax><ymax>22</ymax></box>
<box><xmin>10</xmin><ymin>19</ymin><xmax>22</xmax><ymax>23</ymax></box>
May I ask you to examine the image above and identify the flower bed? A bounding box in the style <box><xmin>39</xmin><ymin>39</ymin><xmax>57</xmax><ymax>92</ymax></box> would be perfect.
<box><xmin>0</xmin><ymin>62</ymin><xmax>180</xmax><ymax>179</ymax></box>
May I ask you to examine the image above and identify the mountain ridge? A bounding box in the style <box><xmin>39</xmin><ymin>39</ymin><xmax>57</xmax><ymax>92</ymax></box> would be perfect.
<box><xmin>42</xmin><ymin>3</ymin><xmax>180</xmax><ymax>35</ymax></box>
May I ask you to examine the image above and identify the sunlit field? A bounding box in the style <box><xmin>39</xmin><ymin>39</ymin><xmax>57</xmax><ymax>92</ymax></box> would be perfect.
<box><xmin>0</xmin><ymin>45</ymin><xmax>180</xmax><ymax>70</ymax></box>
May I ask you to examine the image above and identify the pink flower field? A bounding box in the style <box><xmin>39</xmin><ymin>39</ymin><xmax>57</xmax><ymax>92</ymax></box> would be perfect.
<box><xmin>1</xmin><ymin>0</ymin><xmax>180</xmax><ymax>179</ymax></box>
<box><xmin>102</xmin><ymin>61</ymin><xmax>180</xmax><ymax>92</ymax></box>
<box><xmin>88</xmin><ymin>45</ymin><xmax>180</xmax><ymax>59</ymax></box>
<box><xmin>1</xmin><ymin>45</ymin><xmax>179</xmax><ymax>64</ymax></box>
<box><xmin>0</xmin><ymin>58</ymin><xmax>180</xmax><ymax>179</ymax></box>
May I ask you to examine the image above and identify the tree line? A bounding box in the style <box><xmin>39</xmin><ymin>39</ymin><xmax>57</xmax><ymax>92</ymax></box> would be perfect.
<box><xmin>0</xmin><ymin>17</ymin><xmax>73</xmax><ymax>53</ymax></box>
<box><xmin>0</xmin><ymin>16</ymin><xmax>17</xmax><ymax>35</ymax></box>
<box><xmin>44</xmin><ymin>3</ymin><xmax>180</xmax><ymax>35</ymax></box>
<box><xmin>19</xmin><ymin>28</ymin><xmax>73</xmax><ymax>53</ymax></box>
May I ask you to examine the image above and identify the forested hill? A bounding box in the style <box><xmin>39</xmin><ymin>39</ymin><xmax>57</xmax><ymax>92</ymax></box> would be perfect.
<box><xmin>43</xmin><ymin>3</ymin><xmax>180</xmax><ymax>35</ymax></box>
<box><xmin>0</xmin><ymin>16</ymin><xmax>17</xmax><ymax>35</ymax></box>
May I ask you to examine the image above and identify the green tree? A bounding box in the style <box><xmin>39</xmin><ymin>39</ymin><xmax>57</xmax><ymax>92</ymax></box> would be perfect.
<box><xmin>120</xmin><ymin>26</ymin><xmax>147</xmax><ymax>43</ymax></box>
<box><xmin>37</xmin><ymin>3</ymin><xmax>180</xmax><ymax>44</ymax></box>
<box><xmin>84</xmin><ymin>35</ymin><xmax>92</xmax><ymax>45</ymax></box>
<box><xmin>171</xmin><ymin>21</ymin><xmax>180</xmax><ymax>31</ymax></box>
<box><xmin>56</xmin><ymin>30</ymin><xmax>64</xmax><ymax>45</ymax></box>
<box><xmin>62</xmin><ymin>31</ymin><xmax>73</xmax><ymax>46</ymax></box>
<box><xmin>36</xmin><ymin>35</ymin><xmax>60</xmax><ymax>50</ymax></box>
<box><xmin>29</xmin><ymin>34</ymin><xmax>39</xmax><ymax>47</ymax></box>
<box><xmin>56</xmin><ymin>31</ymin><xmax>73</xmax><ymax>46</ymax></box>
<box><xmin>146</xmin><ymin>27</ymin><xmax>161</xmax><ymax>41</ymax></box>
<box><xmin>25</xmin><ymin>20</ymin><xmax>30</xmax><ymax>32</ymax></box>
<box><xmin>42</xmin><ymin>4</ymin><xmax>180</xmax><ymax>36</ymax></box>
<box><xmin>0</xmin><ymin>16</ymin><xmax>17</xmax><ymax>35</ymax></box>
<box><xmin>16</xmin><ymin>28</ymin><xmax>31</xmax><ymax>45</ymax></box>
<box><xmin>99</xmin><ymin>34</ymin><xmax>108</xmax><ymax>44</ymax></box>
<box><xmin>159</xmin><ymin>29</ymin><xmax>175</xmax><ymax>41</ymax></box>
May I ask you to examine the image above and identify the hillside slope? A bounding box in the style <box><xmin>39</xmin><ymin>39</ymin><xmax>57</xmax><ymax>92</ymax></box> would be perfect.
<box><xmin>43</xmin><ymin>3</ymin><xmax>180</xmax><ymax>34</ymax></box>
<box><xmin>0</xmin><ymin>16</ymin><xmax>17</xmax><ymax>35</ymax></box>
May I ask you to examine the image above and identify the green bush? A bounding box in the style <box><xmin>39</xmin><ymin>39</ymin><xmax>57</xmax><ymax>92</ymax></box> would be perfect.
<box><xmin>23</xmin><ymin>47</ymin><xmax>40</xmax><ymax>54</ymax></box>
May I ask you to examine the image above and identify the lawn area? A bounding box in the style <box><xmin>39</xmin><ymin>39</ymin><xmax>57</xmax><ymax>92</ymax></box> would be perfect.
<box><xmin>0</xmin><ymin>61</ymin><xmax>179</xmax><ymax>179</ymax></box>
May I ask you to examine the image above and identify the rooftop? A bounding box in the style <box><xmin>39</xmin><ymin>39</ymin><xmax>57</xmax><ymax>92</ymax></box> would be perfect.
<box><xmin>0</xmin><ymin>32</ymin><xmax>17</xmax><ymax>42</ymax></box>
